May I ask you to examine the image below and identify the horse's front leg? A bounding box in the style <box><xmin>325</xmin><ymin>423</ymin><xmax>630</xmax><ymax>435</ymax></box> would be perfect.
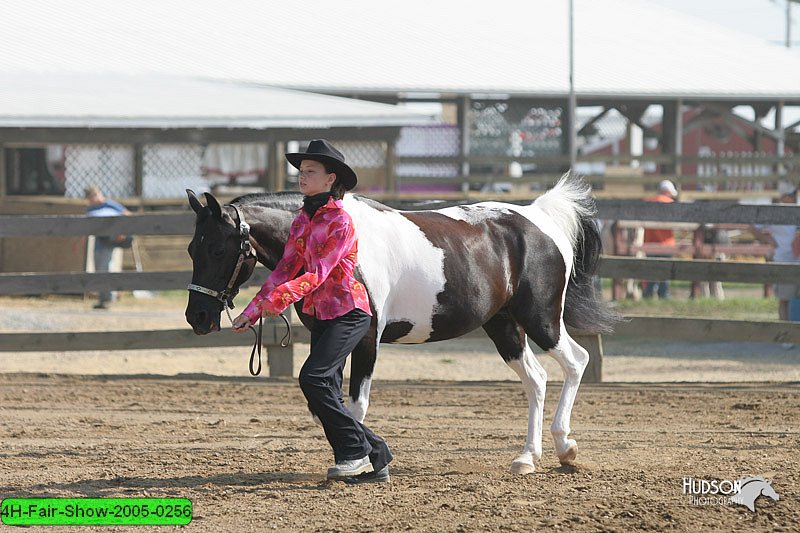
<box><xmin>345</xmin><ymin>320</ymin><xmax>379</xmax><ymax>423</ymax></box>
<box><xmin>483</xmin><ymin>313</ymin><xmax>546</xmax><ymax>474</ymax></box>
<box><xmin>506</xmin><ymin>344</ymin><xmax>547</xmax><ymax>474</ymax></box>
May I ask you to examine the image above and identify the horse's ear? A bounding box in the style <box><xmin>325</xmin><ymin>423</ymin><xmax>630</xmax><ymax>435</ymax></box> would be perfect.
<box><xmin>204</xmin><ymin>192</ymin><xmax>223</xmax><ymax>220</ymax></box>
<box><xmin>187</xmin><ymin>189</ymin><xmax>204</xmax><ymax>214</ymax></box>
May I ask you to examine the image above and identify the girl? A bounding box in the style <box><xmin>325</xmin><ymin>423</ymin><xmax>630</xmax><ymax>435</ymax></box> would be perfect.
<box><xmin>232</xmin><ymin>139</ymin><xmax>391</xmax><ymax>483</ymax></box>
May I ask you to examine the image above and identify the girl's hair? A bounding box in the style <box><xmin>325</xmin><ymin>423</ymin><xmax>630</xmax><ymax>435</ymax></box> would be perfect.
<box><xmin>322</xmin><ymin>161</ymin><xmax>348</xmax><ymax>200</ymax></box>
<box><xmin>330</xmin><ymin>181</ymin><xmax>347</xmax><ymax>200</ymax></box>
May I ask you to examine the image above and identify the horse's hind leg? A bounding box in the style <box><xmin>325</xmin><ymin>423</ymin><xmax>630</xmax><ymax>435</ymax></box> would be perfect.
<box><xmin>509</xmin><ymin>289</ymin><xmax>588</xmax><ymax>465</ymax></box>
<box><xmin>546</xmin><ymin>327</ymin><xmax>589</xmax><ymax>464</ymax></box>
<box><xmin>482</xmin><ymin>311</ymin><xmax>547</xmax><ymax>474</ymax></box>
<box><xmin>345</xmin><ymin>320</ymin><xmax>379</xmax><ymax>423</ymax></box>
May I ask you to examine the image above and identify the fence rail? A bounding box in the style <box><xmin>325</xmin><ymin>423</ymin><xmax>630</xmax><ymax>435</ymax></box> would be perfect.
<box><xmin>597</xmin><ymin>257</ymin><xmax>799</xmax><ymax>285</ymax></box>
<box><xmin>0</xmin><ymin>213</ymin><xmax>194</xmax><ymax>237</ymax></box>
<box><xmin>393</xmin><ymin>154</ymin><xmax>800</xmax><ymax>166</ymax></box>
<box><xmin>2</xmin><ymin>257</ymin><xmax>796</xmax><ymax>296</ymax></box>
<box><xmin>0</xmin><ymin>201</ymin><xmax>797</xmax><ymax>238</ymax></box>
<box><xmin>595</xmin><ymin>200</ymin><xmax>799</xmax><ymax>225</ymax></box>
<box><xmin>0</xmin><ymin>320</ymin><xmax>301</xmax><ymax>352</ymax></box>
<box><xmin>0</xmin><ymin>268</ymin><xmax>268</xmax><ymax>295</ymax></box>
<box><xmin>614</xmin><ymin>315</ymin><xmax>799</xmax><ymax>344</ymax></box>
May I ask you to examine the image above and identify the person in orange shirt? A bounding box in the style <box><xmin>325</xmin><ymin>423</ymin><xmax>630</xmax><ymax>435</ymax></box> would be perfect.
<box><xmin>642</xmin><ymin>180</ymin><xmax>678</xmax><ymax>299</ymax></box>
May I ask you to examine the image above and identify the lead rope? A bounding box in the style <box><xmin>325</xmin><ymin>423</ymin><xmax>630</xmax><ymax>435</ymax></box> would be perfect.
<box><xmin>248</xmin><ymin>316</ymin><xmax>263</xmax><ymax>376</ymax></box>
<box><xmin>223</xmin><ymin>302</ymin><xmax>291</xmax><ymax>376</ymax></box>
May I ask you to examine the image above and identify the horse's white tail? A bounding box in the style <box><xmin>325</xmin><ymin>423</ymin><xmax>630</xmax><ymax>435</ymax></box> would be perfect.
<box><xmin>532</xmin><ymin>172</ymin><xmax>596</xmax><ymax>250</ymax></box>
<box><xmin>534</xmin><ymin>173</ymin><xmax>619</xmax><ymax>334</ymax></box>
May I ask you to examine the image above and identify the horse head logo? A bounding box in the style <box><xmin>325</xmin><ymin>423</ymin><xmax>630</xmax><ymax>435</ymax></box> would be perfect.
<box><xmin>730</xmin><ymin>476</ymin><xmax>779</xmax><ymax>512</ymax></box>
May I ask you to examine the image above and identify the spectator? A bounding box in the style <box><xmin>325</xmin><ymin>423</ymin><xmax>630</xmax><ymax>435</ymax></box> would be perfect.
<box><xmin>752</xmin><ymin>181</ymin><xmax>799</xmax><ymax>320</ymax></box>
<box><xmin>700</xmin><ymin>226</ymin><xmax>730</xmax><ymax>300</ymax></box>
<box><xmin>642</xmin><ymin>180</ymin><xmax>678</xmax><ymax>299</ymax></box>
<box><xmin>85</xmin><ymin>186</ymin><xmax>130</xmax><ymax>309</ymax></box>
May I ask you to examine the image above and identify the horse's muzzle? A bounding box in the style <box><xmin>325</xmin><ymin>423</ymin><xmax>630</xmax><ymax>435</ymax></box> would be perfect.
<box><xmin>186</xmin><ymin>307</ymin><xmax>221</xmax><ymax>335</ymax></box>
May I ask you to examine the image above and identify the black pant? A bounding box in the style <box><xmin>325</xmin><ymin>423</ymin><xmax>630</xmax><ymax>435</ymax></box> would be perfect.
<box><xmin>299</xmin><ymin>309</ymin><xmax>392</xmax><ymax>471</ymax></box>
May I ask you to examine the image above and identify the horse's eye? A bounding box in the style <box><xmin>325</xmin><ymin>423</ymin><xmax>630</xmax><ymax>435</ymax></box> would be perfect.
<box><xmin>212</xmin><ymin>247</ymin><xmax>225</xmax><ymax>258</ymax></box>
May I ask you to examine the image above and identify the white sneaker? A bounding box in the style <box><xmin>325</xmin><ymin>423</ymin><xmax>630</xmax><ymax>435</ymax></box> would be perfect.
<box><xmin>344</xmin><ymin>466</ymin><xmax>390</xmax><ymax>484</ymax></box>
<box><xmin>326</xmin><ymin>456</ymin><xmax>373</xmax><ymax>479</ymax></box>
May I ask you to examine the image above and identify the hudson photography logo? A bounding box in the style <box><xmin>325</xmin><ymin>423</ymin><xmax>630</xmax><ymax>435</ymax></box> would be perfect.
<box><xmin>682</xmin><ymin>476</ymin><xmax>780</xmax><ymax>512</ymax></box>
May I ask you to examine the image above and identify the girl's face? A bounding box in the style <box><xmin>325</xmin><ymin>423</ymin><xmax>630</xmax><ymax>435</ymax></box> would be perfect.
<box><xmin>298</xmin><ymin>160</ymin><xmax>336</xmax><ymax>196</ymax></box>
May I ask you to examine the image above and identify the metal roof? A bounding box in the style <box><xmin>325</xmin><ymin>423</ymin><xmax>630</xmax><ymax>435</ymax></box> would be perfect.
<box><xmin>0</xmin><ymin>73</ymin><xmax>435</xmax><ymax>129</ymax></box>
<box><xmin>3</xmin><ymin>0</ymin><xmax>800</xmax><ymax>101</ymax></box>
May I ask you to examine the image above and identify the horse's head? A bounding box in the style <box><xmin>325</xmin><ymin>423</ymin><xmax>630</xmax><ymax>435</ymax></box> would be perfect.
<box><xmin>185</xmin><ymin>190</ymin><xmax>257</xmax><ymax>335</ymax></box>
<box><xmin>760</xmin><ymin>480</ymin><xmax>779</xmax><ymax>502</ymax></box>
<box><xmin>732</xmin><ymin>476</ymin><xmax>780</xmax><ymax>512</ymax></box>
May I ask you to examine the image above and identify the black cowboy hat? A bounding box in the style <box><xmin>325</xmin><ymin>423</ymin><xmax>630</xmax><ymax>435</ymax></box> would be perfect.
<box><xmin>285</xmin><ymin>139</ymin><xmax>358</xmax><ymax>190</ymax></box>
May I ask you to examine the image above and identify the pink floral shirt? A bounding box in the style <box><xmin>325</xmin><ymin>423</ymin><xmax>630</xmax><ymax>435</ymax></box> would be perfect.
<box><xmin>242</xmin><ymin>197</ymin><xmax>372</xmax><ymax>322</ymax></box>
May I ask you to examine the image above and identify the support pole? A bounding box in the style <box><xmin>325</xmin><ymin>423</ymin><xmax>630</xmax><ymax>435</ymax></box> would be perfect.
<box><xmin>0</xmin><ymin>142</ymin><xmax>6</xmax><ymax>198</ymax></box>
<box><xmin>457</xmin><ymin>95</ymin><xmax>471</xmax><ymax>193</ymax></box>
<box><xmin>268</xmin><ymin>139</ymin><xmax>286</xmax><ymax>192</ymax></box>
<box><xmin>133</xmin><ymin>144</ymin><xmax>144</xmax><ymax>201</ymax></box>
<box><xmin>775</xmin><ymin>100</ymin><xmax>785</xmax><ymax>177</ymax></box>
<box><xmin>267</xmin><ymin>137</ymin><xmax>278</xmax><ymax>192</ymax></box>
<box><xmin>385</xmin><ymin>140</ymin><xmax>397</xmax><ymax>193</ymax></box>
<box><xmin>673</xmin><ymin>98</ymin><xmax>683</xmax><ymax>184</ymax></box>
<box><xmin>568</xmin><ymin>0</ymin><xmax>577</xmax><ymax>170</ymax></box>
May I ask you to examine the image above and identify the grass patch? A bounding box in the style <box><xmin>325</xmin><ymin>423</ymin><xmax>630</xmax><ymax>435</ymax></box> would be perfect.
<box><xmin>613</xmin><ymin>296</ymin><xmax>778</xmax><ymax>321</ymax></box>
<box><xmin>113</xmin><ymin>284</ymin><xmax>779</xmax><ymax>322</ymax></box>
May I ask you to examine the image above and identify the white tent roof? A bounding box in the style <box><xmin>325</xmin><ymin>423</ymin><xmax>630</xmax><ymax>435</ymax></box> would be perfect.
<box><xmin>3</xmin><ymin>0</ymin><xmax>800</xmax><ymax>101</ymax></box>
<box><xmin>0</xmin><ymin>73</ymin><xmax>435</xmax><ymax>129</ymax></box>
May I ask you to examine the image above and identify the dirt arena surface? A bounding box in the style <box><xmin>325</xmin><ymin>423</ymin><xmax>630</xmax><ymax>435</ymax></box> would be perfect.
<box><xmin>1</xmin><ymin>374</ymin><xmax>798</xmax><ymax>532</ymax></box>
<box><xmin>1</xmin><ymin>296</ymin><xmax>799</xmax><ymax>530</ymax></box>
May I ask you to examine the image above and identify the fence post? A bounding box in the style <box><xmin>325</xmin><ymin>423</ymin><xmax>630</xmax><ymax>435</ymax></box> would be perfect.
<box><xmin>611</xmin><ymin>222</ymin><xmax>626</xmax><ymax>300</ymax></box>
<box><xmin>267</xmin><ymin>307</ymin><xmax>301</xmax><ymax>378</ymax></box>
<box><xmin>577</xmin><ymin>334</ymin><xmax>603</xmax><ymax>383</ymax></box>
<box><xmin>268</xmin><ymin>345</ymin><xmax>294</xmax><ymax>377</ymax></box>
<box><xmin>690</xmin><ymin>225</ymin><xmax>705</xmax><ymax>298</ymax></box>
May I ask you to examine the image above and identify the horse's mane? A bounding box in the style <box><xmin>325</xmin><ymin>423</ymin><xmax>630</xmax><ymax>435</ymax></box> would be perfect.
<box><xmin>230</xmin><ymin>191</ymin><xmax>396</xmax><ymax>213</ymax></box>
<box><xmin>739</xmin><ymin>476</ymin><xmax>768</xmax><ymax>488</ymax></box>
<box><xmin>350</xmin><ymin>195</ymin><xmax>396</xmax><ymax>212</ymax></box>
<box><xmin>230</xmin><ymin>191</ymin><xmax>303</xmax><ymax>211</ymax></box>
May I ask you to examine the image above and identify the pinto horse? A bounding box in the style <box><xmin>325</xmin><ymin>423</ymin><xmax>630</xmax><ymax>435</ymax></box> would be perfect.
<box><xmin>185</xmin><ymin>174</ymin><xmax>617</xmax><ymax>473</ymax></box>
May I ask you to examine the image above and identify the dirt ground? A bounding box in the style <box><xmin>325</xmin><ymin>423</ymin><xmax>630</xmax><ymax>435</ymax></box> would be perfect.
<box><xmin>1</xmin><ymin>376</ymin><xmax>797</xmax><ymax>532</ymax></box>
<box><xmin>1</xmin><ymin>296</ymin><xmax>799</xmax><ymax>531</ymax></box>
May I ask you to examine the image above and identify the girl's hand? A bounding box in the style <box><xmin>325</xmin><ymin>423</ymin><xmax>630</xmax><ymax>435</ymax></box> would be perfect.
<box><xmin>232</xmin><ymin>314</ymin><xmax>251</xmax><ymax>332</ymax></box>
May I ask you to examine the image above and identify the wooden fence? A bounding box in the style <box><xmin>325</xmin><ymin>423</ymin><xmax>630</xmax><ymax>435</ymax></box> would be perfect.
<box><xmin>1</xmin><ymin>198</ymin><xmax>798</xmax><ymax>382</ymax></box>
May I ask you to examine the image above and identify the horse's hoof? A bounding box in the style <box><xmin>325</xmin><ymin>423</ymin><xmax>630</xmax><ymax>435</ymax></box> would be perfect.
<box><xmin>510</xmin><ymin>460</ymin><xmax>536</xmax><ymax>475</ymax></box>
<box><xmin>558</xmin><ymin>441</ymin><xmax>578</xmax><ymax>465</ymax></box>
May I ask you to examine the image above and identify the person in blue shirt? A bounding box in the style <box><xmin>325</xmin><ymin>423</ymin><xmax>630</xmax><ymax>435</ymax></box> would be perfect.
<box><xmin>85</xmin><ymin>186</ymin><xmax>130</xmax><ymax>309</ymax></box>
